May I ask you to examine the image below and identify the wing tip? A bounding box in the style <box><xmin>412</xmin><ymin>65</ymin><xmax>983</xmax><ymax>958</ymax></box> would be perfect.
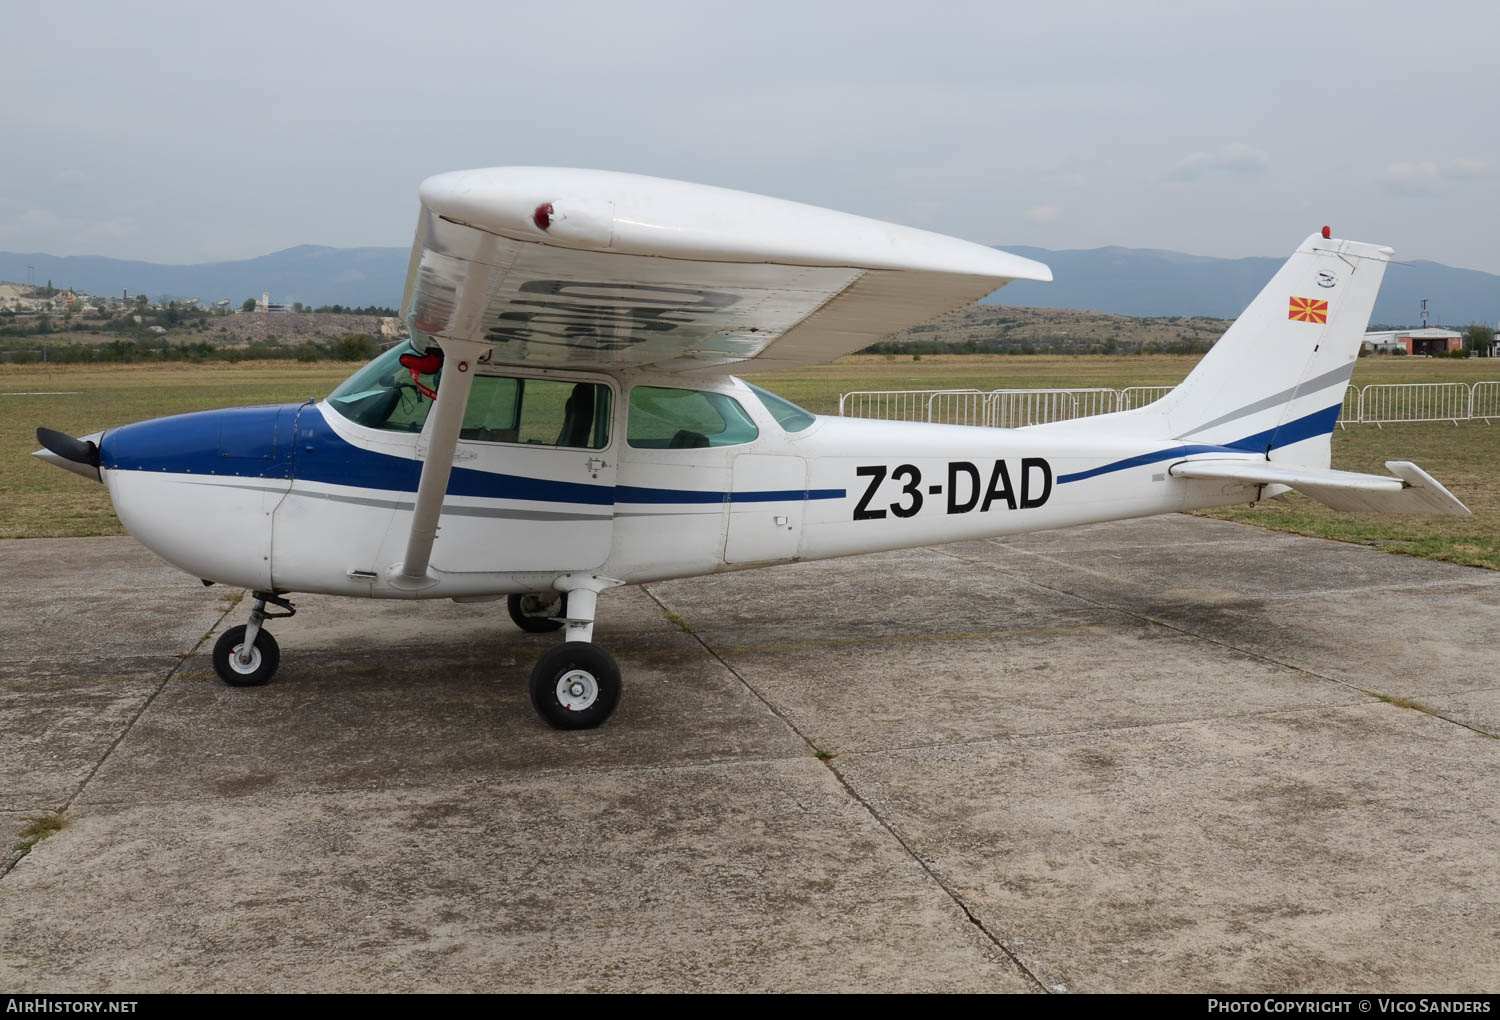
<box><xmin>986</xmin><ymin>249</ymin><xmax>1052</xmax><ymax>284</ymax></box>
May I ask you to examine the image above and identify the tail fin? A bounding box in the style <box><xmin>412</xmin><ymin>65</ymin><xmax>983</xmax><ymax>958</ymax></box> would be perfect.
<box><xmin>1038</xmin><ymin>233</ymin><xmax>1391</xmax><ymax>470</ymax></box>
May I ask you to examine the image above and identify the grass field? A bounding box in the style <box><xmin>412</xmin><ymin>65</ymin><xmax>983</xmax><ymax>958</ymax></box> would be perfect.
<box><xmin>3</xmin><ymin>356</ymin><xmax>1497</xmax><ymax>569</ymax></box>
<box><xmin>2</xmin><ymin>362</ymin><xmax>350</xmax><ymax>540</ymax></box>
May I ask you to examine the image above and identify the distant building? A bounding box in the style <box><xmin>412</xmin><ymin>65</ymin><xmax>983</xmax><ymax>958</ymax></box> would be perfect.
<box><xmin>1363</xmin><ymin>328</ymin><xmax>1464</xmax><ymax>356</ymax></box>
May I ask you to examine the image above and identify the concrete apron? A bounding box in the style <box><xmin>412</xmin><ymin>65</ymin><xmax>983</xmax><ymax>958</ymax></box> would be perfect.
<box><xmin>1</xmin><ymin>516</ymin><xmax>1497</xmax><ymax>992</ymax></box>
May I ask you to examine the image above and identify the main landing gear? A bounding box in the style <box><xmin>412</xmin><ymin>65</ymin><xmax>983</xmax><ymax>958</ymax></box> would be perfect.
<box><xmin>510</xmin><ymin>578</ymin><xmax>622</xmax><ymax>731</ymax></box>
<box><xmin>212</xmin><ymin>592</ymin><xmax>295</xmax><ymax>688</ymax></box>
<box><xmin>211</xmin><ymin>581</ymin><xmax>622</xmax><ymax>731</ymax></box>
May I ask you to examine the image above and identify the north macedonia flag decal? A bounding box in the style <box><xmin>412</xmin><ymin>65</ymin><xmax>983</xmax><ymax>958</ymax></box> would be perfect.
<box><xmin>1288</xmin><ymin>296</ymin><xmax>1329</xmax><ymax>323</ymax></box>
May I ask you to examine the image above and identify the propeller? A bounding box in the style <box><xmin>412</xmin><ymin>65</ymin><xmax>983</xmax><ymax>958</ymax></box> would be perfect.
<box><xmin>33</xmin><ymin>427</ymin><xmax>102</xmax><ymax>483</ymax></box>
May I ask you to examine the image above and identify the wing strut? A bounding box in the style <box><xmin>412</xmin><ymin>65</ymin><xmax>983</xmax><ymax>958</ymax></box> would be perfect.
<box><xmin>389</xmin><ymin>336</ymin><xmax>491</xmax><ymax>587</ymax></box>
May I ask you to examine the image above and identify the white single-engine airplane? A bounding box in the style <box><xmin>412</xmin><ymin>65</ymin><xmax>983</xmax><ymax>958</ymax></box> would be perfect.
<box><xmin>34</xmin><ymin>168</ymin><xmax>1469</xmax><ymax>729</ymax></box>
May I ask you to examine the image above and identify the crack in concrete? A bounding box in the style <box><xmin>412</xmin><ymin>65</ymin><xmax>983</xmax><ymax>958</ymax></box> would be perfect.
<box><xmin>812</xmin><ymin>698</ymin><xmax>1380</xmax><ymax>760</ymax></box>
<box><xmin>931</xmin><ymin>542</ymin><xmax>1500</xmax><ymax>741</ymax></box>
<box><xmin>69</xmin><ymin>752</ymin><xmax>823</xmax><ymax>809</ymax></box>
<box><xmin>1360</xmin><ymin>691</ymin><xmax>1500</xmax><ymax>740</ymax></box>
<box><xmin>985</xmin><ymin>540</ymin><xmax>1500</xmax><ymax>603</ymax></box>
<box><xmin>640</xmin><ymin>583</ymin><xmax>1050</xmax><ymax>994</ymax></box>
<box><xmin>1</xmin><ymin>597</ymin><xmax>242</xmax><ymax>882</ymax></box>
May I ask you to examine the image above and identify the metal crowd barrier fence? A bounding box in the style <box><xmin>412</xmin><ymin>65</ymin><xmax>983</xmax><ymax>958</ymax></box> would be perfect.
<box><xmin>1471</xmin><ymin>381</ymin><xmax>1500</xmax><ymax>423</ymax></box>
<box><xmin>837</xmin><ymin>389</ymin><xmax>984</xmax><ymax>423</ymax></box>
<box><xmin>839</xmin><ymin>381</ymin><xmax>1500</xmax><ymax>427</ymax></box>
<box><xmin>988</xmin><ymin>388</ymin><xmax>1117</xmax><ymax>427</ymax></box>
<box><xmin>1339</xmin><ymin>385</ymin><xmax>1360</xmax><ymax>429</ymax></box>
<box><xmin>1356</xmin><ymin>382</ymin><xmax>1470</xmax><ymax>426</ymax></box>
<box><xmin>1120</xmin><ymin>385</ymin><xmax>1174</xmax><ymax>410</ymax></box>
<box><xmin>925</xmin><ymin>389</ymin><xmax>991</xmax><ymax>426</ymax></box>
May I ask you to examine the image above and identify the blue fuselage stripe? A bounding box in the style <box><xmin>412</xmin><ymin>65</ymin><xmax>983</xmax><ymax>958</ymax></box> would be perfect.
<box><xmin>615</xmin><ymin>485</ymin><xmax>845</xmax><ymax>504</ymax></box>
<box><xmin>99</xmin><ymin>403</ymin><xmax>846</xmax><ymax>507</ymax></box>
<box><xmin>1057</xmin><ymin>444</ymin><xmax>1240</xmax><ymax>485</ymax></box>
<box><xmin>1056</xmin><ymin>403</ymin><xmax>1343</xmax><ymax>485</ymax></box>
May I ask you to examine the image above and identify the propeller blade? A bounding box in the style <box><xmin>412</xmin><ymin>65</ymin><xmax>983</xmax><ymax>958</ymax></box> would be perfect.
<box><xmin>33</xmin><ymin>428</ymin><xmax>102</xmax><ymax>483</ymax></box>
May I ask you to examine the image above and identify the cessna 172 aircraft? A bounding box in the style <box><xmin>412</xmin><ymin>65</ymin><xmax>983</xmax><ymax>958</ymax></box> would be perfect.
<box><xmin>34</xmin><ymin>167</ymin><xmax>1468</xmax><ymax>730</ymax></box>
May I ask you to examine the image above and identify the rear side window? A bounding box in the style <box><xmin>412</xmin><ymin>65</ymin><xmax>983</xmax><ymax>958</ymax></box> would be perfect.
<box><xmin>627</xmin><ymin>386</ymin><xmax>759</xmax><ymax>449</ymax></box>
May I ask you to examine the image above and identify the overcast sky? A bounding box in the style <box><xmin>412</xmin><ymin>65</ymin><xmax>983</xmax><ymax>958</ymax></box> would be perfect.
<box><xmin>3</xmin><ymin>0</ymin><xmax>1496</xmax><ymax>273</ymax></box>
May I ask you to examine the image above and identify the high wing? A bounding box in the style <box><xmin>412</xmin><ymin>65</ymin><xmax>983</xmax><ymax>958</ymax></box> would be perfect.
<box><xmin>402</xmin><ymin>167</ymin><xmax>1051</xmax><ymax>374</ymax></box>
<box><xmin>1170</xmin><ymin>459</ymin><xmax>1471</xmax><ymax>516</ymax></box>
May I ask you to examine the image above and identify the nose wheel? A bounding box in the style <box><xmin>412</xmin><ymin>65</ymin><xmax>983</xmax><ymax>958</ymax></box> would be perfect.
<box><xmin>211</xmin><ymin>592</ymin><xmax>295</xmax><ymax>688</ymax></box>
<box><xmin>212</xmin><ymin>625</ymin><xmax>280</xmax><ymax>686</ymax></box>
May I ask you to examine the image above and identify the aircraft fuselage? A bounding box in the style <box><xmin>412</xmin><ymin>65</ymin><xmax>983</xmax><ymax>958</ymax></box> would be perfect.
<box><xmin>96</xmin><ymin>368</ymin><xmax>1267</xmax><ymax>600</ymax></box>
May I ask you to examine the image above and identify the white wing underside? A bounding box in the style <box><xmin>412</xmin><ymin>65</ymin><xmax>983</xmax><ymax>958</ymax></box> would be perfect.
<box><xmin>1171</xmin><ymin>459</ymin><xmax>1471</xmax><ymax>516</ymax></box>
<box><xmin>402</xmin><ymin>168</ymin><xmax>1051</xmax><ymax>375</ymax></box>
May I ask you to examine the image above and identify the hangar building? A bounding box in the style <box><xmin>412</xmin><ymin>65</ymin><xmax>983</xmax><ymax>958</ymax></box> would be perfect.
<box><xmin>1362</xmin><ymin>328</ymin><xmax>1464</xmax><ymax>356</ymax></box>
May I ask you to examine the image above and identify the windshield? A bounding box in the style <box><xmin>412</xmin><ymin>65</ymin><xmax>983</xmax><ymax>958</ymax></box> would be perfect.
<box><xmin>745</xmin><ymin>382</ymin><xmax>816</xmax><ymax>432</ymax></box>
<box><xmin>326</xmin><ymin>341</ymin><xmax>439</xmax><ymax>432</ymax></box>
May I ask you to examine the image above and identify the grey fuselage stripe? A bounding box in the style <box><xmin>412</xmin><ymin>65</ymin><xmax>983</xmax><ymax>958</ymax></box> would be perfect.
<box><xmin>1175</xmin><ymin>362</ymin><xmax>1355</xmax><ymax>440</ymax></box>
<box><xmin>162</xmin><ymin>478</ymin><xmax>763</xmax><ymax>521</ymax></box>
<box><xmin>613</xmin><ymin>509</ymin><xmax>725</xmax><ymax>518</ymax></box>
<box><xmin>207</xmin><ymin>482</ymin><xmax>610</xmax><ymax>523</ymax></box>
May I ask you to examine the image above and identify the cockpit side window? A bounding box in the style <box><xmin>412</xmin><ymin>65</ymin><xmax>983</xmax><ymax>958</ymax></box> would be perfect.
<box><xmin>462</xmin><ymin>376</ymin><xmax>611</xmax><ymax>449</ymax></box>
<box><xmin>460</xmin><ymin>376</ymin><xmax>521</xmax><ymax>443</ymax></box>
<box><xmin>626</xmin><ymin>386</ymin><xmax>759</xmax><ymax>449</ymax></box>
<box><xmin>326</xmin><ymin>344</ymin><xmax>612</xmax><ymax>449</ymax></box>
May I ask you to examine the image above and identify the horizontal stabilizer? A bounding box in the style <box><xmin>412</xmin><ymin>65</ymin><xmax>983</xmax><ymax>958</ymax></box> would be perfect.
<box><xmin>1169</xmin><ymin>459</ymin><xmax>1470</xmax><ymax>516</ymax></box>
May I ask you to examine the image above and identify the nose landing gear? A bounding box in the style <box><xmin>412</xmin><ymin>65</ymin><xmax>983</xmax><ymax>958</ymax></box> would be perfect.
<box><xmin>212</xmin><ymin>592</ymin><xmax>296</xmax><ymax>687</ymax></box>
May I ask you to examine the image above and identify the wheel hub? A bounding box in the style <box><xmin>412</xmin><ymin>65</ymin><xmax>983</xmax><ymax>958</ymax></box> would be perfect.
<box><xmin>230</xmin><ymin>644</ymin><xmax>262</xmax><ymax>674</ymax></box>
<box><xmin>556</xmin><ymin>669</ymin><xmax>598</xmax><ymax>711</ymax></box>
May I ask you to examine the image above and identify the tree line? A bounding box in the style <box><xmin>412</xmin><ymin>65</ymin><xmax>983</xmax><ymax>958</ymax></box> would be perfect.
<box><xmin>1</xmin><ymin>334</ymin><xmax>381</xmax><ymax>365</ymax></box>
<box><xmin>241</xmin><ymin>299</ymin><xmax>398</xmax><ymax>316</ymax></box>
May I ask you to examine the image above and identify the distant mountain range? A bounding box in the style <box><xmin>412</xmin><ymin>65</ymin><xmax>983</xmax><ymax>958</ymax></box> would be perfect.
<box><xmin>0</xmin><ymin>245</ymin><xmax>409</xmax><ymax>309</ymax></box>
<box><xmin>993</xmin><ymin>246</ymin><xmax>1500</xmax><ymax>327</ymax></box>
<box><xmin>3</xmin><ymin>241</ymin><xmax>1495</xmax><ymax>326</ymax></box>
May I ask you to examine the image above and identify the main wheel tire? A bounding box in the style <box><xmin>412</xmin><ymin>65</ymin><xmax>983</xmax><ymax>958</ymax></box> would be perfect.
<box><xmin>508</xmin><ymin>592</ymin><xmax>567</xmax><ymax>633</ymax></box>
<box><xmin>529</xmin><ymin>641</ymin><xmax>621</xmax><ymax>730</ymax></box>
<box><xmin>212</xmin><ymin>625</ymin><xmax>281</xmax><ymax>687</ymax></box>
